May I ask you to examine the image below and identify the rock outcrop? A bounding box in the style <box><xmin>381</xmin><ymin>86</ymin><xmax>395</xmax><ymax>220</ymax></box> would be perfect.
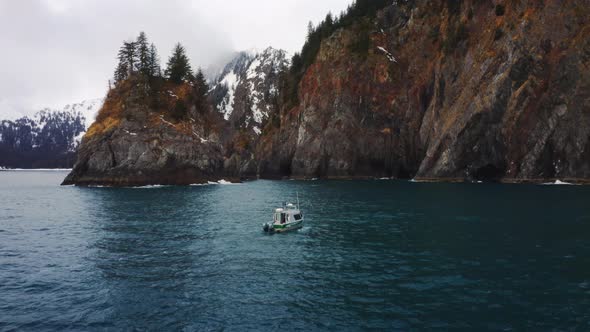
<box><xmin>208</xmin><ymin>47</ymin><xmax>290</xmax><ymax>178</ymax></box>
<box><xmin>62</xmin><ymin>77</ymin><xmax>229</xmax><ymax>186</ymax></box>
<box><xmin>255</xmin><ymin>0</ymin><xmax>590</xmax><ymax>183</ymax></box>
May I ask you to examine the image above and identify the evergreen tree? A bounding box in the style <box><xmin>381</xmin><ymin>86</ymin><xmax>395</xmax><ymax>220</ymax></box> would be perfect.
<box><xmin>114</xmin><ymin>57</ymin><xmax>129</xmax><ymax>84</ymax></box>
<box><xmin>306</xmin><ymin>21</ymin><xmax>315</xmax><ymax>42</ymax></box>
<box><xmin>193</xmin><ymin>68</ymin><xmax>209</xmax><ymax>113</ymax></box>
<box><xmin>114</xmin><ymin>40</ymin><xmax>137</xmax><ymax>84</ymax></box>
<box><xmin>148</xmin><ymin>43</ymin><xmax>161</xmax><ymax>77</ymax></box>
<box><xmin>325</xmin><ymin>13</ymin><xmax>334</xmax><ymax>29</ymax></box>
<box><xmin>171</xmin><ymin>100</ymin><xmax>188</xmax><ymax>120</ymax></box>
<box><xmin>194</xmin><ymin>69</ymin><xmax>208</xmax><ymax>91</ymax></box>
<box><xmin>136</xmin><ymin>32</ymin><xmax>150</xmax><ymax>76</ymax></box>
<box><xmin>122</xmin><ymin>41</ymin><xmax>137</xmax><ymax>75</ymax></box>
<box><xmin>165</xmin><ymin>43</ymin><xmax>193</xmax><ymax>84</ymax></box>
<box><xmin>112</xmin><ymin>32</ymin><xmax>162</xmax><ymax>85</ymax></box>
<box><xmin>290</xmin><ymin>53</ymin><xmax>303</xmax><ymax>73</ymax></box>
<box><xmin>282</xmin><ymin>0</ymin><xmax>391</xmax><ymax>105</ymax></box>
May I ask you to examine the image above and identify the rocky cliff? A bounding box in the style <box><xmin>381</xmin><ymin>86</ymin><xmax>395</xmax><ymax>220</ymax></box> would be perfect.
<box><xmin>62</xmin><ymin>77</ymin><xmax>228</xmax><ymax>186</ymax></box>
<box><xmin>255</xmin><ymin>0</ymin><xmax>590</xmax><ymax>183</ymax></box>
<box><xmin>208</xmin><ymin>47</ymin><xmax>290</xmax><ymax>178</ymax></box>
<box><xmin>63</xmin><ymin>1</ymin><xmax>590</xmax><ymax>185</ymax></box>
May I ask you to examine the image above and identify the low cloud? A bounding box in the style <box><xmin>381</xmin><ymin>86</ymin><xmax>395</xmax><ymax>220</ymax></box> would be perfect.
<box><xmin>0</xmin><ymin>0</ymin><xmax>352</xmax><ymax>118</ymax></box>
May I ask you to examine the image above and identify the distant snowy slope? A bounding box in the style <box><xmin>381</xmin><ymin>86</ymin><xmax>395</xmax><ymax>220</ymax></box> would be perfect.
<box><xmin>60</xmin><ymin>98</ymin><xmax>104</xmax><ymax>130</ymax></box>
<box><xmin>0</xmin><ymin>98</ymin><xmax>104</xmax><ymax>168</ymax></box>
<box><xmin>210</xmin><ymin>47</ymin><xmax>289</xmax><ymax>135</ymax></box>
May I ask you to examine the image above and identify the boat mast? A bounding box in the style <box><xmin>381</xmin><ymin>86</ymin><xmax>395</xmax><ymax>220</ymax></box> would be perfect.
<box><xmin>297</xmin><ymin>191</ymin><xmax>300</xmax><ymax>210</ymax></box>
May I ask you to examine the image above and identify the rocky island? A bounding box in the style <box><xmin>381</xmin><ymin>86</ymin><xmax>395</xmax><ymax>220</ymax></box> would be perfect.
<box><xmin>62</xmin><ymin>41</ymin><xmax>230</xmax><ymax>186</ymax></box>
<box><xmin>64</xmin><ymin>0</ymin><xmax>590</xmax><ymax>186</ymax></box>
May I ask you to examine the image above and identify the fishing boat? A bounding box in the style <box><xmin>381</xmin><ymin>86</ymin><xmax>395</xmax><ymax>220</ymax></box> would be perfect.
<box><xmin>263</xmin><ymin>195</ymin><xmax>304</xmax><ymax>233</ymax></box>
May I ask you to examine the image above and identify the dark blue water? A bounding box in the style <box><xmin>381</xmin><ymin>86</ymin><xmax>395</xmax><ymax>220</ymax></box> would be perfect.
<box><xmin>1</xmin><ymin>171</ymin><xmax>590</xmax><ymax>331</ymax></box>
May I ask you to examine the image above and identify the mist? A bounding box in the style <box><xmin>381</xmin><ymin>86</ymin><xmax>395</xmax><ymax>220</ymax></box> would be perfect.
<box><xmin>0</xmin><ymin>0</ymin><xmax>353</xmax><ymax>119</ymax></box>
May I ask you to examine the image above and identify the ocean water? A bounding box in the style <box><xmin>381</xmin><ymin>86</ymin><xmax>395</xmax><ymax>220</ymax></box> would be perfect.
<box><xmin>1</xmin><ymin>171</ymin><xmax>590</xmax><ymax>331</ymax></box>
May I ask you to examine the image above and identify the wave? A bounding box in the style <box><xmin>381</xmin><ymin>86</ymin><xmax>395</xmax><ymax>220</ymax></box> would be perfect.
<box><xmin>542</xmin><ymin>180</ymin><xmax>575</xmax><ymax>186</ymax></box>
<box><xmin>190</xmin><ymin>179</ymin><xmax>241</xmax><ymax>186</ymax></box>
<box><xmin>207</xmin><ymin>179</ymin><xmax>240</xmax><ymax>185</ymax></box>
<box><xmin>132</xmin><ymin>185</ymin><xmax>172</xmax><ymax>189</ymax></box>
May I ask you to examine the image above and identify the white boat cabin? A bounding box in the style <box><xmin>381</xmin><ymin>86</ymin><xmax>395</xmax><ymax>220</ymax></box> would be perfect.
<box><xmin>273</xmin><ymin>203</ymin><xmax>303</xmax><ymax>225</ymax></box>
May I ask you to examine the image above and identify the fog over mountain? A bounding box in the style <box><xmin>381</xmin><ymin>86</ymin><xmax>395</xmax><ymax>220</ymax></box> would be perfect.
<box><xmin>0</xmin><ymin>0</ymin><xmax>354</xmax><ymax>120</ymax></box>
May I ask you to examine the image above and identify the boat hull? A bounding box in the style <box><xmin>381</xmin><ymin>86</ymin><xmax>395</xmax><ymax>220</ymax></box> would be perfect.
<box><xmin>265</xmin><ymin>219</ymin><xmax>304</xmax><ymax>233</ymax></box>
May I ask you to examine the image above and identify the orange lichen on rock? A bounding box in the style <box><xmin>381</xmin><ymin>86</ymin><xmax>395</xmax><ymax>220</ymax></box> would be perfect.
<box><xmin>255</xmin><ymin>0</ymin><xmax>590</xmax><ymax>182</ymax></box>
<box><xmin>85</xmin><ymin>116</ymin><xmax>121</xmax><ymax>139</ymax></box>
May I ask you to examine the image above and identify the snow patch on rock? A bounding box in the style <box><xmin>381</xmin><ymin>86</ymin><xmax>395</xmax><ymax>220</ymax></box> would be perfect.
<box><xmin>211</xmin><ymin>47</ymin><xmax>290</xmax><ymax>134</ymax></box>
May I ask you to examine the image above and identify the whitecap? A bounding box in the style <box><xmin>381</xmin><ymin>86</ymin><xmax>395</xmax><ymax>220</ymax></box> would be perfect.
<box><xmin>217</xmin><ymin>179</ymin><xmax>239</xmax><ymax>185</ymax></box>
<box><xmin>203</xmin><ymin>179</ymin><xmax>240</xmax><ymax>185</ymax></box>
<box><xmin>132</xmin><ymin>185</ymin><xmax>171</xmax><ymax>189</ymax></box>
<box><xmin>543</xmin><ymin>180</ymin><xmax>574</xmax><ymax>186</ymax></box>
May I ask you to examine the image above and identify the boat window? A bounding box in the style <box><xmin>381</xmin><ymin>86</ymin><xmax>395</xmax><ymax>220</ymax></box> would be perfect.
<box><xmin>294</xmin><ymin>214</ymin><xmax>302</xmax><ymax>221</ymax></box>
<box><xmin>281</xmin><ymin>213</ymin><xmax>286</xmax><ymax>224</ymax></box>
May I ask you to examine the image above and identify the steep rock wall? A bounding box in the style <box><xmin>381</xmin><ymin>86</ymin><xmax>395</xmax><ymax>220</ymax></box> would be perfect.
<box><xmin>257</xmin><ymin>0</ymin><xmax>590</xmax><ymax>183</ymax></box>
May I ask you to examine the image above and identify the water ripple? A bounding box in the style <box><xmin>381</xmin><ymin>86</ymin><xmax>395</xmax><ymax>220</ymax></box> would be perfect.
<box><xmin>1</xmin><ymin>174</ymin><xmax>590</xmax><ymax>330</ymax></box>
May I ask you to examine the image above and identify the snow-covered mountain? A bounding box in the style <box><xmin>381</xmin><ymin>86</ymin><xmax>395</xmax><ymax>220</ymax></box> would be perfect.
<box><xmin>0</xmin><ymin>98</ymin><xmax>103</xmax><ymax>168</ymax></box>
<box><xmin>60</xmin><ymin>98</ymin><xmax>104</xmax><ymax>130</ymax></box>
<box><xmin>209</xmin><ymin>47</ymin><xmax>290</xmax><ymax>135</ymax></box>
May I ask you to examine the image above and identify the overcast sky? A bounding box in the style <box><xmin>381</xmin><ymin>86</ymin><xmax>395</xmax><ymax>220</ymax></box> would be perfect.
<box><xmin>0</xmin><ymin>0</ymin><xmax>353</xmax><ymax>119</ymax></box>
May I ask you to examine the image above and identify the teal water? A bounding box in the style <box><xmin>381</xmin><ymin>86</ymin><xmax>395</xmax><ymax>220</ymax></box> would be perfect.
<box><xmin>1</xmin><ymin>171</ymin><xmax>590</xmax><ymax>331</ymax></box>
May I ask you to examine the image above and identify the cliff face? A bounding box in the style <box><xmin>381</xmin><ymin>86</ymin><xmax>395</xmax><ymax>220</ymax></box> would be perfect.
<box><xmin>63</xmin><ymin>1</ymin><xmax>590</xmax><ymax>185</ymax></box>
<box><xmin>256</xmin><ymin>0</ymin><xmax>590</xmax><ymax>183</ymax></box>
<box><xmin>208</xmin><ymin>48</ymin><xmax>290</xmax><ymax>178</ymax></box>
<box><xmin>62</xmin><ymin>78</ymin><xmax>228</xmax><ymax>186</ymax></box>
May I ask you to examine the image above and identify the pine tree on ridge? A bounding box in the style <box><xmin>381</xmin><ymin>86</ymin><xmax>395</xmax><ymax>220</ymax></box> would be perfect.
<box><xmin>165</xmin><ymin>43</ymin><xmax>193</xmax><ymax>84</ymax></box>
